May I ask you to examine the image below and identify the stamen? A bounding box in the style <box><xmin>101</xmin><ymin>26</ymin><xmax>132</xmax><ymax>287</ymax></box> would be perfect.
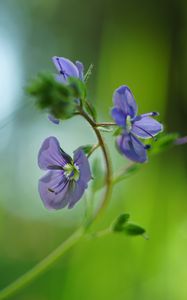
<box><xmin>144</xmin><ymin>144</ymin><xmax>151</xmax><ymax>150</ymax></box>
<box><xmin>140</xmin><ymin>112</ymin><xmax>159</xmax><ymax>118</ymax></box>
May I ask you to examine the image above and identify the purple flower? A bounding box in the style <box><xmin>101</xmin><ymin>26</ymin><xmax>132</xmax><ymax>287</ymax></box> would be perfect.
<box><xmin>111</xmin><ymin>86</ymin><xmax>163</xmax><ymax>163</ymax></box>
<box><xmin>38</xmin><ymin>136</ymin><xmax>91</xmax><ymax>209</ymax></box>
<box><xmin>49</xmin><ymin>56</ymin><xmax>84</xmax><ymax>124</ymax></box>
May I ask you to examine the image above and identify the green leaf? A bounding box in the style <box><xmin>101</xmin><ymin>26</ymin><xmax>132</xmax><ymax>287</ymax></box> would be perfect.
<box><xmin>112</xmin><ymin>213</ymin><xmax>130</xmax><ymax>232</ymax></box>
<box><xmin>80</xmin><ymin>144</ymin><xmax>93</xmax><ymax>155</ymax></box>
<box><xmin>123</xmin><ymin>223</ymin><xmax>146</xmax><ymax>236</ymax></box>
<box><xmin>84</xmin><ymin>63</ymin><xmax>94</xmax><ymax>82</ymax></box>
<box><xmin>68</xmin><ymin>77</ymin><xmax>87</xmax><ymax>100</ymax></box>
<box><xmin>84</xmin><ymin>100</ymin><xmax>97</xmax><ymax>121</ymax></box>
<box><xmin>113</xmin><ymin>127</ymin><xmax>123</xmax><ymax>136</ymax></box>
<box><xmin>91</xmin><ymin>158</ymin><xmax>105</xmax><ymax>192</ymax></box>
<box><xmin>111</xmin><ymin>213</ymin><xmax>147</xmax><ymax>238</ymax></box>
<box><xmin>113</xmin><ymin>164</ymin><xmax>141</xmax><ymax>184</ymax></box>
<box><xmin>151</xmin><ymin>132</ymin><xmax>179</xmax><ymax>154</ymax></box>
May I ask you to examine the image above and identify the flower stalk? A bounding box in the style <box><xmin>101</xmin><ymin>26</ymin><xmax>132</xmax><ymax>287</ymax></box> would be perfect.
<box><xmin>0</xmin><ymin>110</ymin><xmax>113</xmax><ymax>300</ymax></box>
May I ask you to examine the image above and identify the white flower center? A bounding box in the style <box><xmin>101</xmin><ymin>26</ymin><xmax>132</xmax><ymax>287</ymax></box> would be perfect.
<box><xmin>63</xmin><ymin>162</ymin><xmax>80</xmax><ymax>181</ymax></box>
<box><xmin>126</xmin><ymin>115</ymin><xmax>132</xmax><ymax>133</ymax></box>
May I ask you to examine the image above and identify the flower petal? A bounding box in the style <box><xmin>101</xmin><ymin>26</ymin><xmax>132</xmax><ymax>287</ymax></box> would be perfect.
<box><xmin>117</xmin><ymin>133</ymin><xmax>147</xmax><ymax>163</ymax></box>
<box><xmin>67</xmin><ymin>180</ymin><xmax>86</xmax><ymax>209</ymax></box>
<box><xmin>39</xmin><ymin>170</ymin><xmax>70</xmax><ymax>209</ymax></box>
<box><xmin>59</xmin><ymin>148</ymin><xmax>91</xmax><ymax>209</ymax></box>
<box><xmin>132</xmin><ymin>116</ymin><xmax>163</xmax><ymax>139</ymax></box>
<box><xmin>52</xmin><ymin>56</ymin><xmax>79</xmax><ymax>80</ymax></box>
<box><xmin>113</xmin><ymin>86</ymin><xmax>137</xmax><ymax>118</ymax></box>
<box><xmin>73</xmin><ymin>148</ymin><xmax>92</xmax><ymax>184</ymax></box>
<box><xmin>48</xmin><ymin>114</ymin><xmax>60</xmax><ymax>125</ymax></box>
<box><xmin>75</xmin><ymin>61</ymin><xmax>84</xmax><ymax>80</ymax></box>
<box><xmin>111</xmin><ymin>107</ymin><xmax>125</xmax><ymax>127</ymax></box>
<box><xmin>38</xmin><ymin>137</ymin><xmax>71</xmax><ymax>170</ymax></box>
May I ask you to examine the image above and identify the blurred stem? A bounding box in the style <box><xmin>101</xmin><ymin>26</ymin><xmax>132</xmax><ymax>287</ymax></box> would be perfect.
<box><xmin>0</xmin><ymin>227</ymin><xmax>84</xmax><ymax>300</ymax></box>
<box><xmin>0</xmin><ymin>110</ymin><xmax>113</xmax><ymax>300</ymax></box>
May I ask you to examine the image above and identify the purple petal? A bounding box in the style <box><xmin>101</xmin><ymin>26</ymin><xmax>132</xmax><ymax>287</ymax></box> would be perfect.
<box><xmin>132</xmin><ymin>116</ymin><xmax>163</xmax><ymax>139</ymax></box>
<box><xmin>117</xmin><ymin>133</ymin><xmax>147</xmax><ymax>163</ymax></box>
<box><xmin>48</xmin><ymin>114</ymin><xmax>60</xmax><ymax>125</ymax></box>
<box><xmin>75</xmin><ymin>61</ymin><xmax>84</xmax><ymax>80</ymax></box>
<box><xmin>73</xmin><ymin>148</ymin><xmax>92</xmax><ymax>184</ymax></box>
<box><xmin>111</xmin><ymin>107</ymin><xmax>125</xmax><ymax>127</ymax></box>
<box><xmin>38</xmin><ymin>137</ymin><xmax>71</xmax><ymax>170</ymax></box>
<box><xmin>113</xmin><ymin>86</ymin><xmax>137</xmax><ymax>118</ymax></box>
<box><xmin>67</xmin><ymin>180</ymin><xmax>86</xmax><ymax>209</ymax></box>
<box><xmin>60</xmin><ymin>148</ymin><xmax>92</xmax><ymax>209</ymax></box>
<box><xmin>52</xmin><ymin>56</ymin><xmax>79</xmax><ymax>80</ymax></box>
<box><xmin>39</xmin><ymin>170</ymin><xmax>70</xmax><ymax>209</ymax></box>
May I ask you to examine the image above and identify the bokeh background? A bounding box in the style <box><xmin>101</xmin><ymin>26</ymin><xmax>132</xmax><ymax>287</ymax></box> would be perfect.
<box><xmin>0</xmin><ymin>0</ymin><xmax>187</xmax><ymax>299</ymax></box>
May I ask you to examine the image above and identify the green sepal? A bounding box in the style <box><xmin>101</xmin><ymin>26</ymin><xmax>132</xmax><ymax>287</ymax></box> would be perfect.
<box><xmin>84</xmin><ymin>100</ymin><xmax>97</xmax><ymax>121</ymax></box>
<box><xmin>68</xmin><ymin>77</ymin><xmax>87</xmax><ymax>101</ymax></box>
<box><xmin>80</xmin><ymin>144</ymin><xmax>94</xmax><ymax>155</ymax></box>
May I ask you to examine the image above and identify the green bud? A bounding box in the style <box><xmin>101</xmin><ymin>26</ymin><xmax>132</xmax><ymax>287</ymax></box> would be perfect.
<box><xmin>26</xmin><ymin>73</ymin><xmax>77</xmax><ymax>120</ymax></box>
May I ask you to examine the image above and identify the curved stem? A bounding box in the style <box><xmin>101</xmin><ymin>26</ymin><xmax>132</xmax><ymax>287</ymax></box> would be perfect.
<box><xmin>78</xmin><ymin>109</ymin><xmax>113</xmax><ymax>221</ymax></box>
<box><xmin>0</xmin><ymin>110</ymin><xmax>113</xmax><ymax>300</ymax></box>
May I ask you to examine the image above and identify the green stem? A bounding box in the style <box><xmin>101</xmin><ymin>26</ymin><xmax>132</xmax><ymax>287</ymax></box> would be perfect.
<box><xmin>95</xmin><ymin>122</ymin><xmax>116</xmax><ymax>127</ymax></box>
<box><xmin>0</xmin><ymin>227</ymin><xmax>84</xmax><ymax>300</ymax></box>
<box><xmin>78</xmin><ymin>109</ymin><xmax>113</xmax><ymax>221</ymax></box>
<box><xmin>0</xmin><ymin>110</ymin><xmax>113</xmax><ymax>300</ymax></box>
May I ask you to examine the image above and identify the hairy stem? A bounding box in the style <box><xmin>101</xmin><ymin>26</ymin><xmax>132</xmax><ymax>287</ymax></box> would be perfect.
<box><xmin>0</xmin><ymin>110</ymin><xmax>113</xmax><ymax>300</ymax></box>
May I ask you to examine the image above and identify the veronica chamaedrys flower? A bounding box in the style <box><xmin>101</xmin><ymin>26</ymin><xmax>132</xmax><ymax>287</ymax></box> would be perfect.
<box><xmin>111</xmin><ymin>86</ymin><xmax>163</xmax><ymax>163</ymax></box>
<box><xmin>38</xmin><ymin>136</ymin><xmax>91</xmax><ymax>209</ymax></box>
<box><xmin>48</xmin><ymin>56</ymin><xmax>84</xmax><ymax>124</ymax></box>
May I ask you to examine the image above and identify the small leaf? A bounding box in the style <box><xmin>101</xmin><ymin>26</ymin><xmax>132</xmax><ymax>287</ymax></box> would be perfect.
<box><xmin>91</xmin><ymin>158</ymin><xmax>105</xmax><ymax>192</ymax></box>
<box><xmin>123</xmin><ymin>223</ymin><xmax>146</xmax><ymax>236</ymax></box>
<box><xmin>81</xmin><ymin>144</ymin><xmax>93</xmax><ymax>155</ymax></box>
<box><xmin>151</xmin><ymin>132</ymin><xmax>179</xmax><ymax>154</ymax></box>
<box><xmin>112</xmin><ymin>213</ymin><xmax>130</xmax><ymax>232</ymax></box>
<box><xmin>113</xmin><ymin>164</ymin><xmax>141</xmax><ymax>184</ymax></box>
<box><xmin>97</xmin><ymin>126</ymin><xmax>113</xmax><ymax>133</ymax></box>
<box><xmin>84</xmin><ymin>63</ymin><xmax>94</xmax><ymax>82</ymax></box>
<box><xmin>84</xmin><ymin>100</ymin><xmax>97</xmax><ymax>121</ymax></box>
<box><xmin>113</xmin><ymin>127</ymin><xmax>123</xmax><ymax>136</ymax></box>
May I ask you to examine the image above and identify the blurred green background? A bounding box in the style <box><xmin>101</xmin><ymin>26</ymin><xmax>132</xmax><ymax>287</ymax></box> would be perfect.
<box><xmin>0</xmin><ymin>0</ymin><xmax>187</xmax><ymax>299</ymax></box>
